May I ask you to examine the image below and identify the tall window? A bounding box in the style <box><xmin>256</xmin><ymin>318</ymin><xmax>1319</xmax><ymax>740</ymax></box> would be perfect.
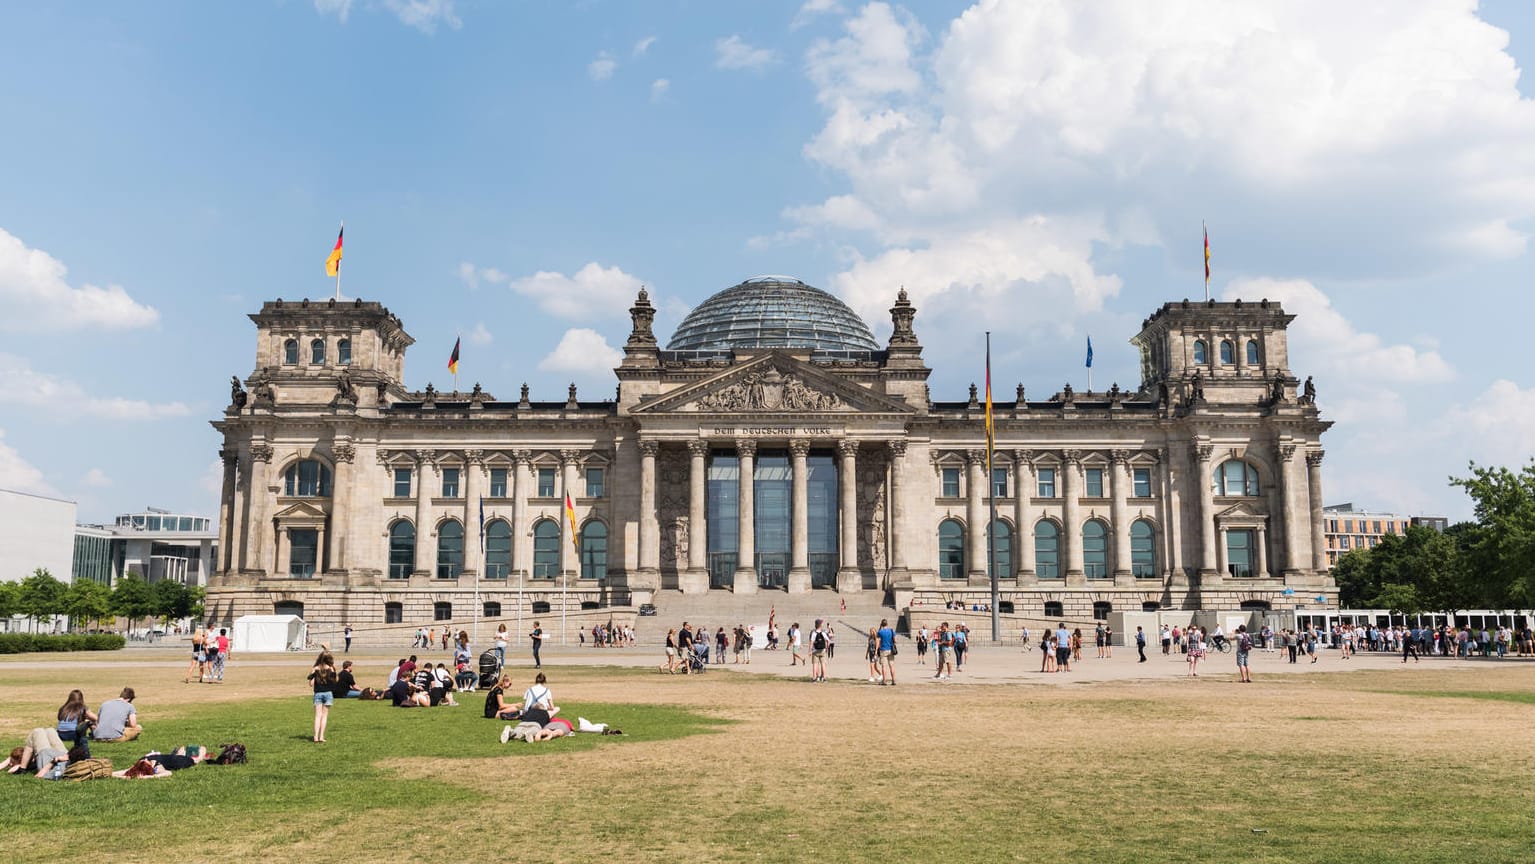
<box><xmin>338</xmin><ymin>338</ymin><xmax>351</xmax><ymax>365</ymax></box>
<box><xmin>1219</xmin><ymin>340</ymin><xmax>1234</xmax><ymax>365</ymax></box>
<box><xmin>987</xmin><ymin>520</ymin><xmax>1012</xmax><ymax>575</ymax></box>
<box><xmin>283</xmin><ymin>460</ymin><xmax>331</xmax><ymax>497</ymax></box>
<box><xmin>1227</xmin><ymin>528</ymin><xmax>1255</xmax><ymax>577</ymax></box>
<box><xmin>1130</xmin><ymin>520</ymin><xmax>1155</xmax><ymax>577</ymax></box>
<box><xmin>1085</xmin><ymin>468</ymin><xmax>1104</xmax><ymax>497</ymax></box>
<box><xmin>991</xmin><ymin>468</ymin><xmax>1008</xmax><ymax>498</ymax></box>
<box><xmin>941</xmin><ymin>467</ymin><xmax>960</xmax><ymax>498</ymax></box>
<box><xmin>532</xmin><ymin>519</ymin><xmax>559</xmax><ymax>578</ymax></box>
<box><xmin>311</xmin><ymin>338</ymin><xmax>326</xmax><ymax>365</ymax></box>
<box><xmin>1193</xmin><ymin>339</ymin><xmax>1208</xmax><ymax>364</ymax></box>
<box><xmin>441</xmin><ymin>467</ymin><xmax>461</xmax><ymax>498</ymax></box>
<box><xmin>488</xmin><ymin>468</ymin><xmax>508</xmax><ymax>498</ymax></box>
<box><xmin>283</xmin><ymin>338</ymin><xmax>298</xmax><ymax>364</ymax></box>
<box><xmin>289</xmin><ymin>529</ymin><xmax>318</xmax><ymax>577</ymax></box>
<box><xmin>393</xmin><ymin>468</ymin><xmax>412</xmax><ymax>498</ymax></box>
<box><xmin>484</xmin><ymin>519</ymin><xmax>511</xmax><ymax>579</ymax></box>
<box><xmin>585</xmin><ymin>467</ymin><xmax>605</xmax><ymax>498</ymax></box>
<box><xmin>937</xmin><ymin>519</ymin><xmax>965</xmax><ymax>579</ymax></box>
<box><xmin>436</xmin><ymin>521</ymin><xmax>464</xmax><ymax>579</ymax></box>
<box><xmin>1035</xmin><ymin>521</ymin><xmax>1059</xmax><ymax>578</ymax></box>
<box><xmin>388</xmin><ymin>522</ymin><xmax>414</xmax><ymax>579</ymax></box>
<box><xmin>537</xmin><ymin>468</ymin><xmax>556</xmax><ymax>498</ymax></box>
<box><xmin>1245</xmin><ymin>339</ymin><xmax>1259</xmax><ymax>365</ymax></box>
<box><xmin>1037</xmin><ymin>467</ymin><xmax>1056</xmax><ymax>498</ymax></box>
<box><xmin>1214</xmin><ymin>460</ymin><xmax>1261</xmax><ymax>496</ymax></box>
<box><xmin>1133</xmin><ymin>467</ymin><xmax>1151</xmax><ymax>498</ymax></box>
<box><xmin>581</xmin><ymin>521</ymin><xmax>608</xmax><ymax>580</ymax></box>
<box><xmin>1082</xmin><ymin>520</ymin><xmax>1108</xmax><ymax>578</ymax></box>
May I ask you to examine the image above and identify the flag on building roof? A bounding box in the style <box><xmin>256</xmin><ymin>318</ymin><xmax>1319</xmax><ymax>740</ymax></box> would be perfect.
<box><xmin>565</xmin><ymin>492</ymin><xmax>581</xmax><ymax>554</ymax></box>
<box><xmin>984</xmin><ymin>335</ymin><xmax>994</xmax><ymax>466</ymax></box>
<box><xmin>1203</xmin><ymin>221</ymin><xmax>1210</xmax><ymax>286</ymax></box>
<box><xmin>448</xmin><ymin>337</ymin><xmax>460</xmax><ymax>375</ymax></box>
<box><xmin>1085</xmin><ymin>335</ymin><xmax>1094</xmax><ymax>369</ymax></box>
<box><xmin>325</xmin><ymin>224</ymin><xmax>344</xmax><ymax>277</ymax></box>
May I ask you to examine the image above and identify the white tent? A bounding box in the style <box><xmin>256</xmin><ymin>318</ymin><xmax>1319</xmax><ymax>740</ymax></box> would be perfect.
<box><xmin>233</xmin><ymin>614</ymin><xmax>308</xmax><ymax>653</ymax></box>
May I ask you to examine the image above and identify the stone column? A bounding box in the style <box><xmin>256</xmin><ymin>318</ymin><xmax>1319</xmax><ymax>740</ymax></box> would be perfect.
<box><xmin>888</xmin><ymin>441</ymin><xmax>909</xmax><ymax>581</ymax></box>
<box><xmin>1276</xmin><ymin>443</ymin><xmax>1302</xmax><ymax>576</ymax></box>
<box><xmin>1216</xmin><ymin>526</ymin><xmax>1229</xmax><ymax>578</ymax></box>
<box><xmin>638</xmin><ymin>441</ymin><xmax>661</xmax><ymax>580</ymax></box>
<box><xmin>1195</xmin><ymin>444</ymin><xmax>1217</xmax><ymax>576</ymax></box>
<box><xmin>687</xmin><ymin>441</ymin><xmax>709</xmax><ymax>583</ymax></box>
<box><xmin>463</xmin><ymin>450</ymin><xmax>483</xmax><ymax>577</ymax></box>
<box><xmin>733</xmin><ymin>440</ymin><xmax>758</xmax><ymax>594</ymax></box>
<box><xmin>788</xmin><ymin>439</ymin><xmax>812</xmax><ymax>594</ymax></box>
<box><xmin>1256</xmin><ymin>525</ymin><xmax>1270</xmax><ymax>578</ymax></box>
<box><xmin>965</xmin><ymin>449</ymin><xmax>987</xmax><ymax>582</ymax></box>
<box><xmin>313</xmin><ymin>524</ymin><xmax>327</xmax><ymax>579</ymax></box>
<box><xmin>1014</xmin><ymin>450</ymin><xmax>1035</xmax><ymax>582</ymax></box>
<box><xmin>511</xmin><ymin>450</ymin><xmax>530</xmax><ymax>579</ymax></box>
<box><xmin>1307</xmin><ymin>451</ymin><xmax>1327</xmax><ymax>574</ymax></box>
<box><xmin>274</xmin><ymin>527</ymin><xmax>286</xmax><ymax>578</ymax></box>
<box><xmin>248</xmin><ymin>444</ymin><xmax>273</xmax><ymax>574</ymax></box>
<box><xmin>837</xmin><ymin>439</ymin><xmax>860</xmax><ymax>592</ymax></box>
<box><xmin>1161</xmin><ymin>449</ymin><xmax>1181</xmax><ymax>581</ymax></box>
<box><xmin>1110</xmin><ymin>450</ymin><xmax>1132</xmax><ymax>584</ymax></box>
<box><xmin>1062</xmin><ymin>450</ymin><xmax>1084</xmax><ymax>584</ymax></box>
<box><xmin>414</xmin><ymin>449</ymin><xmax>436</xmax><ymax>577</ymax></box>
<box><xmin>328</xmin><ymin>442</ymin><xmax>355</xmax><ymax>572</ymax></box>
<box><xmin>218</xmin><ymin>448</ymin><xmax>237</xmax><ymax>573</ymax></box>
<box><xmin>560</xmin><ymin>450</ymin><xmax>580</xmax><ymax>579</ymax></box>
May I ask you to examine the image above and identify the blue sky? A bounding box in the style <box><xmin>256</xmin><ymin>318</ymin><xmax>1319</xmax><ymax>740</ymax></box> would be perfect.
<box><xmin>3</xmin><ymin>0</ymin><xmax>1534</xmax><ymax>524</ymax></box>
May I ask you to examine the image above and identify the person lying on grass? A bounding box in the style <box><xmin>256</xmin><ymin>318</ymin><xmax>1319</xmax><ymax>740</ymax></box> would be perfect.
<box><xmin>500</xmin><ymin>717</ymin><xmax>574</xmax><ymax>743</ymax></box>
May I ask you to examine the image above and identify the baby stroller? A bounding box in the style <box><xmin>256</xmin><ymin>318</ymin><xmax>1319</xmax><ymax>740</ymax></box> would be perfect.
<box><xmin>688</xmin><ymin>643</ymin><xmax>708</xmax><ymax>673</ymax></box>
<box><xmin>478</xmin><ymin>650</ymin><xmax>502</xmax><ymax>689</ymax></box>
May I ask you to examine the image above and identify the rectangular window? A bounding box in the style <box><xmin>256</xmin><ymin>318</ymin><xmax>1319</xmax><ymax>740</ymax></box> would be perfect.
<box><xmin>441</xmin><ymin>467</ymin><xmax>461</xmax><ymax>498</ymax></box>
<box><xmin>1037</xmin><ymin>468</ymin><xmax>1056</xmax><ymax>498</ymax></box>
<box><xmin>941</xmin><ymin>467</ymin><xmax>960</xmax><ymax>498</ymax></box>
<box><xmin>488</xmin><ymin>468</ymin><xmax>508</xmax><ymax>498</ymax></box>
<box><xmin>1372</xmin><ymin>520</ymin><xmax>1382</xmax><ymax>534</ymax></box>
<box><xmin>991</xmin><ymin>468</ymin><xmax>1008</xmax><ymax>499</ymax></box>
<box><xmin>393</xmin><ymin>468</ymin><xmax>411</xmax><ymax>498</ymax></box>
<box><xmin>537</xmin><ymin>468</ymin><xmax>556</xmax><ymax>498</ymax></box>
<box><xmin>1133</xmin><ymin>468</ymin><xmax>1151</xmax><ymax>498</ymax></box>
<box><xmin>289</xmin><ymin>529</ymin><xmax>318</xmax><ymax>578</ymax></box>
<box><xmin>585</xmin><ymin>467</ymin><xmax>605</xmax><ymax>498</ymax></box>
<box><xmin>1085</xmin><ymin>468</ymin><xmax>1104</xmax><ymax>498</ymax></box>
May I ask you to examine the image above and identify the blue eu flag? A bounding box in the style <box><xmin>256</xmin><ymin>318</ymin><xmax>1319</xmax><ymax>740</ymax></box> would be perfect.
<box><xmin>1085</xmin><ymin>336</ymin><xmax>1094</xmax><ymax>368</ymax></box>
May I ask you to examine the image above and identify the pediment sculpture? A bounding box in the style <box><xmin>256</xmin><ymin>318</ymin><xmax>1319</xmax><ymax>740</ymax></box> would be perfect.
<box><xmin>694</xmin><ymin>365</ymin><xmax>842</xmax><ymax>412</ymax></box>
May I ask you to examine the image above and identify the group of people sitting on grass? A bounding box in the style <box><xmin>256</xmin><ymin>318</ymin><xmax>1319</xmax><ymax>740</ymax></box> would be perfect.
<box><xmin>381</xmin><ymin>655</ymin><xmax>475</xmax><ymax>707</ymax></box>
<box><xmin>480</xmin><ymin>671</ymin><xmax>621</xmax><ymax>743</ymax></box>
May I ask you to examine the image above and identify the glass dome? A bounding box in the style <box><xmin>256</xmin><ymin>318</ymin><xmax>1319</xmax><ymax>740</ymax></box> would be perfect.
<box><xmin>666</xmin><ymin>275</ymin><xmax>879</xmax><ymax>353</ymax></box>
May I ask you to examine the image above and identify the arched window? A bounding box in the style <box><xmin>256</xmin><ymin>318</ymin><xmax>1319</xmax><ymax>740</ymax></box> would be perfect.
<box><xmin>1193</xmin><ymin>339</ymin><xmax>1208</xmax><ymax>365</ymax></box>
<box><xmin>436</xmin><ymin>520</ymin><xmax>464</xmax><ymax>579</ymax></box>
<box><xmin>1214</xmin><ymin>460</ymin><xmax>1261</xmax><ymax>496</ymax></box>
<box><xmin>483</xmin><ymin>602</ymin><xmax>502</xmax><ymax>618</ymax></box>
<box><xmin>937</xmin><ymin>519</ymin><xmax>965</xmax><ymax>580</ymax></box>
<box><xmin>581</xmin><ymin>521</ymin><xmax>608</xmax><ymax>581</ymax></box>
<box><xmin>1044</xmin><ymin>601</ymin><xmax>1064</xmax><ymax>617</ymax></box>
<box><xmin>532</xmin><ymin>519</ymin><xmax>560</xmax><ymax>579</ymax></box>
<box><xmin>1035</xmin><ymin>521</ymin><xmax>1060</xmax><ymax>579</ymax></box>
<box><xmin>1082</xmin><ymin>520</ymin><xmax>1108</xmax><ymax>578</ymax></box>
<box><xmin>1219</xmin><ymin>340</ymin><xmax>1234</xmax><ymax>365</ymax></box>
<box><xmin>1245</xmin><ymin>339</ymin><xmax>1259</xmax><ymax>365</ymax></box>
<box><xmin>310</xmin><ymin>338</ymin><xmax>326</xmax><ymax>365</ymax></box>
<box><xmin>433</xmin><ymin>602</ymin><xmax>452</xmax><ymax>621</ymax></box>
<box><xmin>388</xmin><ymin>522</ymin><xmax>414</xmax><ymax>579</ymax></box>
<box><xmin>283</xmin><ymin>460</ymin><xmax>332</xmax><ymax>497</ymax></box>
<box><xmin>1130</xmin><ymin>519</ymin><xmax>1156</xmax><ymax>578</ymax></box>
<box><xmin>1092</xmin><ymin>601</ymin><xmax>1112</xmax><ymax>620</ymax></box>
<box><xmin>338</xmin><ymin>338</ymin><xmax>352</xmax><ymax>366</ymax></box>
<box><xmin>283</xmin><ymin>339</ymin><xmax>299</xmax><ymax>365</ymax></box>
<box><xmin>987</xmin><ymin>520</ymin><xmax>1012</xmax><ymax>576</ymax></box>
<box><xmin>384</xmin><ymin>601</ymin><xmax>403</xmax><ymax>623</ymax></box>
<box><xmin>484</xmin><ymin>520</ymin><xmax>511</xmax><ymax>579</ymax></box>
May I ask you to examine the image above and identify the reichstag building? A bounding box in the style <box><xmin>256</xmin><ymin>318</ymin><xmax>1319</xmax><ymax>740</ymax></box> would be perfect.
<box><xmin>206</xmin><ymin>276</ymin><xmax>1335</xmax><ymax>629</ymax></box>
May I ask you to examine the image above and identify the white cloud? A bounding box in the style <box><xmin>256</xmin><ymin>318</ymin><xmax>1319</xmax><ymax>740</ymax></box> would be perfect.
<box><xmin>0</xmin><ymin>352</ymin><xmax>192</xmax><ymax>420</ymax></box>
<box><xmin>81</xmin><ymin>468</ymin><xmax>111</xmax><ymax>488</ymax></box>
<box><xmin>650</xmin><ymin>78</ymin><xmax>671</xmax><ymax>102</ymax></box>
<box><xmin>1440</xmin><ymin>381</ymin><xmax>1535</xmax><ymax>474</ymax></box>
<box><xmin>537</xmin><ymin>328</ymin><xmax>624</xmax><ymax>378</ymax></box>
<box><xmin>0</xmin><ymin>429</ymin><xmax>53</xmax><ymax>496</ymax></box>
<box><xmin>793</xmin><ymin>0</ymin><xmax>844</xmax><ymax>29</ymax></box>
<box><xmin>588</xmin><ymin>52</ymin><xmax>617</xmax><ymax>81</ymax></box>
<box><xmin>199</xmin><ymin>459</ymin><xmax>225</xmax><ymax>500</ymax></box>
<box><xmin>457</xmin><ymin>262</ymin><xmax>508</xmax><ymax>291</ymax></box>
<box><xmin>633</xmin><ymin>36</ymin><xmax>657</xmax><ymax>57</ymax></box>
<box><xmin>507</xmin><ymin>262</ymin><xmax>646</xmax><ymax>321</ymax></box>
<box><xmin>313</xmin><ymin>0</ymin><xmax>353</xmax><ymax>24</ymax></box>
<box><xmin>466</xmin><ymin>321</ymin><xmax>493</xmax><ymax>345</ymax></box>
<box><xmin>0</xmin><ymin>227</ymin><xmax>159</xmax><ymax>331</ymax></box>
<box><xmin>715</xmin><ymin>35</ymin><xmax>778</xmax><ymax>71</ymax></box>
<box><xmin>383</xmin><ymin>0</ymin><xmax>460</xmax><ymax>33</ymax></box>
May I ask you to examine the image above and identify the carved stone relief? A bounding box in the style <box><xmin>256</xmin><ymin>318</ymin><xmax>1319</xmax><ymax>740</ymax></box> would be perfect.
<box><xmin>657</xmin><ymin>448</ymin><xmax>689</xmax><ymax>579</ymax></box>
<box><xmin>693</xmin><ymin>364</ymin><xmax>842</xmax><ymax>412</ymax></box>
<box><xmin>856</xmin><ymin>447</ymin><xmax>889</xmax><ymax>574</ymax></box>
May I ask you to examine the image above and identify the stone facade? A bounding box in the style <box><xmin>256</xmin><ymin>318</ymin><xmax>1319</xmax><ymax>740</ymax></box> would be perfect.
<box><xmin>207</xmin><ymin>290</ymin><xmax>1335</xmax><ymax>630</ymax></box>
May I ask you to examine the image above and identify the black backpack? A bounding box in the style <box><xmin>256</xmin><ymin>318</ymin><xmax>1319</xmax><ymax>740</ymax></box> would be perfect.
<box><xmin>213</xmin><ymin>743</ymin><xmax>247</xmax><ymax>765</ymax></box>
<box><xmin>812</xmin><ymin>630</ymin><xmax>827</xmax><ymax>651</ymax></box>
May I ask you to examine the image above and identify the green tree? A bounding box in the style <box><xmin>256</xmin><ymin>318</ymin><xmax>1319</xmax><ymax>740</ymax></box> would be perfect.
<box><xmin>0</xmin><ymin>581</ymin><xmax>20</xmax><ymax>620</ymax></box>
<box><xmin>1332</xmin><ymin>548</ymin><xmax>1374</xmax><ymax>607</ymax></box>
<box><xmin>1451</xmin><ymin>462</ymin><xmax>1535</xmax><ymax>609</ymax></box>
<box><xmin>1369</xmin><ymin>582</ymin><xmax>1423</xmax><ymax>615</ymax></box>
<box><xmin>151</xmin><ymin>578</ymin><xmax>185</xmax><ymax>625</ymax></box>
<box><xmin>110</xmin><ymin>572</ymin><xmax>155</xmax><ymax>634</ymax></box>
<box><xmin>19</xmin><ymin>568</ymin><xmax>67</xmax><ymax>632</ymax></box>
<box><xmin>63</xmin><ymin>580</ymin><xmax>113</xmax><ymax>631</ymax></box>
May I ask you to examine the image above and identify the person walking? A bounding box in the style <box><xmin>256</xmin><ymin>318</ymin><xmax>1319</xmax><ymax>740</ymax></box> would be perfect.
<box><xmin>809</xmin><ymin>620</ymin><xmax>829</xmax><ymax>683</ymax></box>
<box><xmin>307</xmin><ymin>651</ymin><xmax>337</xmax><ymax>743</ymax></box>
<box><xmin>343</xmin><ymin>623</ymin><xmax>353</xmax><ymax>654</ymax></box>
<box><xmin>495</xmin><ymin>624</ymin><xmax>508</xmax><ymax>667</ymax></box>
<box><xmin>788</xmin><ymin>623</ymin><xmax>803</xmax><ymax>666</ymax></box>
<box><xmin>1135</xmin><ymin>626</ymin><xmax>1147</xmax><ymax>663</ymax></box>
<box><xmin>1186</xmin><ymin>628</ymin><xmax>1205</xmax><ymax>677</ymax></box>
<box><xmin>1403</xmin><ymin>626</ymin><xmax>1421</xmax><ymax>663</ymax></box>
<box><xmin>529</xmin><ymin>621</ymin><xmax>545</xmax><ymax>669</ymax></box>
<box><xmin>876</xmin><ymin>618</ymin><xmax>897</xmax><ymax>686</ymax></box>
<box><xmin>1160</xmin><ymin>624</ymin><xmax>1172</xmax><ymax>656</ymax></box>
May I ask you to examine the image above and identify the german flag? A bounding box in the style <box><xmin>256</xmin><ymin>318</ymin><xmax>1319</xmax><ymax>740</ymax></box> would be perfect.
<box><xmin>565</xmin><ymin>492</ymin><xmax>581</xmax><ymax>554</ymax></box>
<box><xmin>448</xmin><ymin>337</ymin><xmax>460</xmax><ymax>375</ymax></box>
<box><xmin>325</xmin><ymin>224</ymin><xmax>344</xmax><ymax>277</ymax></box>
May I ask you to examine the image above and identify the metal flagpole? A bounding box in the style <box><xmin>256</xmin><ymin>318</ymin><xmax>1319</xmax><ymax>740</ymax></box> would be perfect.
<box><xmin>986</xmin><ymin>332</ymin><xmax>1000</xmax><ymax>641</ymax></box>
<box><xmin>474</xmin><ymin>496</ymin><xmax>483</xmax><ymax>647</ymax></box>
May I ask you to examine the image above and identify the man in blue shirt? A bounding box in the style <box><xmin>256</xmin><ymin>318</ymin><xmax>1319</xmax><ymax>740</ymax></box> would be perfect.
<box><xmin>1056</xmin><ymin>623</ymin><xmax>1072</xmax><ymax>672</ymax></box>
<box><xmin>876</xmin><ymin>618</ymin><xmax>897</xmax><ymax>686</ymax></box>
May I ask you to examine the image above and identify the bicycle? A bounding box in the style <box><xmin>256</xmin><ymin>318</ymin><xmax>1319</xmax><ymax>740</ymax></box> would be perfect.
<box><xmin>1208</xmin><ymin>637</ymin><xmax>1231</xmax><ymax>654</ymax></box>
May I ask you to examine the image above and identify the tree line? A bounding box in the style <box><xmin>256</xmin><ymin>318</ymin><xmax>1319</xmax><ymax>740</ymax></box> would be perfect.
<box><xmin>1334</xmin><ymin>462</ymin><xmax>1535</xmax><ymax>613</ymax></box>
<box><xmin>0</xmin><ymin>569</ymin><xmax>204</xmax><ymax>633</ymax></box>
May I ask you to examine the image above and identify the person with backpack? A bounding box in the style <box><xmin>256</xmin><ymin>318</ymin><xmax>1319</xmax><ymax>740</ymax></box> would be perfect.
<box><xmin>1234</xmin><ymin>625</ymin><xmax>1254</xmax><ymax>683</ymax></box>
<box><xmin>933</xmin><ymin>622</ymin><xmax>955</xmax><ymax>680</ymax></box>
<box><xmin>809</xmin><ymin>620</ymin><xmax>829</xmax><ymax>683</ymax></box>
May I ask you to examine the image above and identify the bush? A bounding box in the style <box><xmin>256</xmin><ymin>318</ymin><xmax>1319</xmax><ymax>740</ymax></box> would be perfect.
<box><xmin>0</xmin><ymin>633</ymin><xmax>126</xmax><ymax>654</ymax></box>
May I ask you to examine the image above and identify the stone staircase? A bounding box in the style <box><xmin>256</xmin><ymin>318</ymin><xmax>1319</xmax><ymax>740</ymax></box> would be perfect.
<box><xmin>635</xmin><ymin>589</ymin><xmax>896</xmax><ymax>645</ymax></box>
